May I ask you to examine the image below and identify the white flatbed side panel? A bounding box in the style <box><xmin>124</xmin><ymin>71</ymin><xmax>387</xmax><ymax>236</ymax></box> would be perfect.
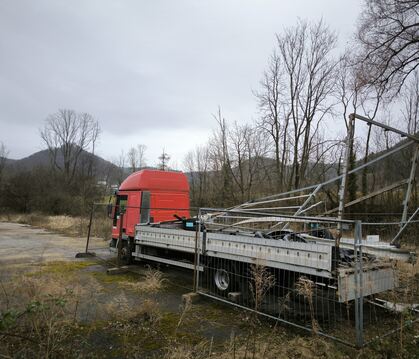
<box><xmin>206</xmin><ymin>232</ymin><xmax>333</xmax><ymax>277</ymax></box>
<box><xmin>135</xmin><ymin>226</ymin><xmax>333</xmax><ymax>277</ymax></box>
<box><xmin>135</xmin><ymin>226</ymin><xmax>200</xmax><ymax>254</ymax></box>
<box><xmin>337</xmin><ymin>266</ymin><xmax>397</xmax><ymax>302</ymax></box>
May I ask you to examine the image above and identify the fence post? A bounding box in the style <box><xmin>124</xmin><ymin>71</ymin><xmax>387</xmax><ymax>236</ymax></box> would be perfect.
<box><xmin>354</xmin><ymin>220</ymin><xmax>364</xmax><ymax>348</ymax></box>
<box><xmin>85</xmin><ymin>203</ymin><xmax>94</xmax><ymax>253</ymax></box>
<box><xmin>193</xmin><ymin>209</ymin><xmax>201</xmax><ymax>292</ymax></box>
<box><xmin>75</xmin><ymin>203</ymin><xmax>96</xmax><ymax>258</ymax></box>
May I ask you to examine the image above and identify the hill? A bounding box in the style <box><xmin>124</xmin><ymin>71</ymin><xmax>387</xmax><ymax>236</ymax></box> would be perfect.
<box><xmin>3</xmin><ymin>148</ymin><xmax>119</xmax><ymax>183</ymax></box>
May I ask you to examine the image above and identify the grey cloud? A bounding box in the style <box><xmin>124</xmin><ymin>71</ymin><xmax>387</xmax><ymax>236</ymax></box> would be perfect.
<box><xmin>0</xmin><ymin>0</ymin><xmax>361</xmax><ymax>161</ymax></box>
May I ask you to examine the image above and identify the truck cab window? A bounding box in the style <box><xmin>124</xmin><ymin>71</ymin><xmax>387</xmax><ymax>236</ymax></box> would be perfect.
<box><xmin>140</xmin><ymin>191</ymin><xmax>151</xmax><ymax>223</ymax></box>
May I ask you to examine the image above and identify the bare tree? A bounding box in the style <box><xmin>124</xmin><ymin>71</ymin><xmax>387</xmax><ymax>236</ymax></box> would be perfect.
<box><xmin>127</xmin><ymin>147</ymin><xmax>137</xmax><ymax>173</ymax></box>
<box><xmin>40</xmin><ymin>109</ymin><xmax>100</xmax><ymax>184</ymax></box>
<box><xmin>136</xmin><ymin>144</ymin><xmax>147</xmax><ymax>169</ymax></box>
<box><xmin>275</xmin><ymin>19</ymin><xmax>337</xmax><ymax>189</ymax></box>
<box><xmin>209</xmin><ymin>107</ymin><xmax>237</xmax><ymax>205</ymax></box>
<box><xmin>184</xmin><ymin>145</ymin><xmax>210</xmax><ymax>207</ymax></box>
<box><xmin>228</xmin><ymin>122</ymin><xmax>269</xmax><ymax>202</ymax></box>
<box><xmin>356</xmin><ymin>0</ymin><xmax>419</xmax><ymax>94</ymax></box>
<box><xmin>335</xmin><ymin>52</ymin><xmax>386</xmax><ymax>202</ymax></box>
<box><xmin>158</xmin><ymin>149</ymin><xmax>170</xmax><ymax>171</ymax></box>
<box><xmin>401</xmin><ymin>69</ymin><xmax>419</xmax><ymax>134</ymax></box>
<box><xmin>127</xmin><ymin>144</ymin><xmax>147</xmax><ymax>173</ymax></box>
<box><xmin>255</xmin><ymin>52</ymin><xmax>289</xmax><ymax>191</ymax></box>
<box><xmin>112</xmin><ymin>149</ymin><xmax>127</xmax><ymax>185</ymax></box>
<box><xmin>0</xmin><ymin>142</ymin><xmax>8</xmax><ymax>186</ymax></box>
<box><xmin>336</xmin><ymin>53</ymin><xmax>365</xmax><ymax>130</ymax></box>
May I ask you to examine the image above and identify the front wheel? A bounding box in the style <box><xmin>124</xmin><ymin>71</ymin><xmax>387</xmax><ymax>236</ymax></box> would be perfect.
<box><xmin>117</xmin><ymin>237</ymin><xmax>134</xmax><ymax>265</ymax></box>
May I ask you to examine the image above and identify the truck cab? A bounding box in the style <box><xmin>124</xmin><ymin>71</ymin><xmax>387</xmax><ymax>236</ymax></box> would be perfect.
<box><xmin>110</xmin><ymin>169</ymin><xmax>190</xmax><ymax>261</ymax></box>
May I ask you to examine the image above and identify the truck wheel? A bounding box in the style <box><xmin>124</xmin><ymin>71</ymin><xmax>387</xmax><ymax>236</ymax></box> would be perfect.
<box><xmin>214</xmin><ymin>268</ymin><xmax>230</xmax><ymax>291</ymax></box>
<box><xmin>211</xmin><ymin>261</ymin><xmax>242</xmax><ymax>297</ymax></box>
<box><xmin>119</xmin><ymin>240</ymin><xmax>133</xmax><ymax>265</ymax></box>
<box><xmin>120</xmin><ymin>245</ymin><xmax>130</xmax><ymax>264</ymax></box>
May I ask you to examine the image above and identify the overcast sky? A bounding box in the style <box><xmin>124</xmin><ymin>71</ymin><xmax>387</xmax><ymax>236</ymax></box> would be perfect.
<box><xmin>0</xmin><ymin>0</ymin><xmax>362</xmax><ymax>168</ymax></box>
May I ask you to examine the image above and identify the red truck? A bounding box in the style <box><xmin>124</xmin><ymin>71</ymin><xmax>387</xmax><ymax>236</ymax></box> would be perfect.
<box><xmin>108</xmin><ymin>168</ymin><xmax>399</xmax><ymax>306</ymax></box>
<box><xmin>110</xmin><ymin>169</ymin><xmax>190</xmax><ymax>262</ymax></box>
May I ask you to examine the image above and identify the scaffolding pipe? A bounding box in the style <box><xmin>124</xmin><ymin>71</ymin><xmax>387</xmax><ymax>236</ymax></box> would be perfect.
<box><xmin>338</xmin><ymin>115</ymin><xmax>355</xmax><ymax>233</ymax></box>
<box><xmin>401</xmin><ymin>145</ymin><xmax>419</xmax><ymax>227</ymax></box>
<box><xmin>391</xmin><ymin>207</ymin><xmax>419</xmax><ymax>246</ymax></box>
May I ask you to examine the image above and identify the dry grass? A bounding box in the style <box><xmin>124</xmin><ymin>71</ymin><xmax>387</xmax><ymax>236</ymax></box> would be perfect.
<box><xmin>174</xmin><ymin>294</ymin><xmax>192</xmax><ymax>336</ymax></box>
<box><xmin>296</xmin><ymin>277</ymin><xmax>321</xmax><ymax>335</ymax></box>
<box><xmin>0</xmin><ymin>268</ymin><xmax>103</xmax><ymax>357</ymax></box>
<box><xmin>162</xmin><ymin>334</ymin><xmax>349</xmax><ymax>359</ymax></box>
<box><xmin>0</xmin><ymin>212</ymin><xmax>112</xmax><ymax>240</ymax></box>
<box><xmin>163</xmin><ymin>341</ymin><xmax>210</xmax><ymax>359</ymax></box>
<box><xmin>137</xmin><ymin>299</ymin><xmax>162</xmax><ymax>324</ymax></box>
<box><xmin>249</xmin><ymin>264</ymin><xmax>275</xmax><ymax>311</ymax></box>
<box><xmin>382</xmin><ymin>260</ymin><xmax>419</xmax><ymax>306</ymax></box>
<box><xmin>120</xmin><ymin>265</ymin><xmax>166</xmax><ymax>293</ymax></box>
<box><xmin>0</xmin><ymin>261</ymin><xmax>168</xmax><ymax>358</ymax></box>
<box><xmin>1</xmin><ymin>259</ymin><xmax>417</xmax><ymax>358</ymax></box>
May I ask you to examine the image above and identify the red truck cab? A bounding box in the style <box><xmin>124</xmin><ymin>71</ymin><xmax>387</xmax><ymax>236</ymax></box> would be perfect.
<box><xmin>110</xmin><ymin>169</ymin><xmax>190</xmax><ymax>259</ymax></box>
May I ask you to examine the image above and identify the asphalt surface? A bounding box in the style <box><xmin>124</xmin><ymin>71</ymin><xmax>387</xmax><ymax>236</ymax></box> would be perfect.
<box><xmin>0</xmin><ymin>222</ymin><xmax>111</xmax><ymax>265</ymax></box>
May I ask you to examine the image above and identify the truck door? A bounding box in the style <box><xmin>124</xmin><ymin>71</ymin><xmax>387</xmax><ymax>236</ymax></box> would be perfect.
<box><xmin>140</xmin><ymin>191</ymin><xmax>151</xmax><ymax>223</ymax></box>
<box><xmin>113</xmin><ymin>194</ymin><xmax>128</xmax><ymax>227</ymax></box>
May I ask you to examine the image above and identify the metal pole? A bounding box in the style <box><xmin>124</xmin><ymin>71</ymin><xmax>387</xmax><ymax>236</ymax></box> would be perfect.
<box><xmin>85</xmin><ymin>203</ymin><xmax>94</xmax><ymax>254</ymax></box>
<box><xmin>351</xmin><ymin>113</ymin><xmax>419</xmax><ymax>144</ymax></box>
<box><xmin>196</xmin><ymin>209</ymin><xmax>202</xmax><ymax>291</ymax></box>
<box><xmin>229</xmin><ymin>138</ymin><xmax>412</xmax><ymax>212</ymax></box>
<box><xmin>281</xmin><ymin>184</ymin><xmax>323</xmax><ymax>230</ymax></box>
<box><xmin>358</xmin><ymin>222</ymin><xmax>364</xmax><ymax>349</ymax></box>
<box><xmin>391</xmin><ymin>207</ymin><xmax>419</xmax><ymax>246</ymax></box>
<box><xmin>401</xmin><ymin>145</ymin><xmax>419</xmax><ymax>227</ymax></box>
<box><xmin>354</xmin><ymin>220</ymin><xmax>364</xmax><ymax>348</ymax></box>
<box><xmin>193</xmin><ymin>212</ymin><xmax>199</xmax><ymax>292</ymax></box>
<box><xmin>117</xmin><ymin>211</ymin><xmax>124</xmax><ymax>268</ymax></box>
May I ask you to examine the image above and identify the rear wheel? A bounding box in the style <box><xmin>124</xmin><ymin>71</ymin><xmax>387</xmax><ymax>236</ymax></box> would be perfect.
<box><xmin>209</xmin><ymin>260</ymin><xmax>243</xmax><ymax>297</ymax></box>
<box><xmin>214</xmin><ymin>268</ymin><xmax>230</xmax><ymax>291</ymax></box>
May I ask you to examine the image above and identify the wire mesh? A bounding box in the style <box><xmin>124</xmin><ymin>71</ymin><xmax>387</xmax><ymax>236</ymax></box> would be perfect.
<box><xmin>85</xmin><ymin>203</ymin><xmax>418</xmax><ymax>348</ymax></box>
<box><xmin>195</xmin><ymin>209</ymin><xmax>418</xmax><ymax>348</ymax></box>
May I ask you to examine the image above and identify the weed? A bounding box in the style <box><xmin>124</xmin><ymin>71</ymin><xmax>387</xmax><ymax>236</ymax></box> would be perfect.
<box><xmin>121</xmin><ymin>265</ymin><xmax>166</xmax><ymax>293</ymax></box>
<box><xmin>296</xmin><ymin>276</ymin><xmax>321</xmax><ymax>335</ymax></box>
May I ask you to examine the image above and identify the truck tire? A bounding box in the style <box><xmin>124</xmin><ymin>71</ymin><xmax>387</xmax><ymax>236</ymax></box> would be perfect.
<box><xmin>119</xmin><ymin>238</ymin><xmax>134</xmax><ymax>265</ymax></box>
<box><xmin>210</xmin><ymin>260</ymin><xmax>243</xmax><ymax>297</ymax></box>
<box><xmin>214</xmin><ymin>268</ymin><xmax>230</xmax><ymax>292</ymax></box>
